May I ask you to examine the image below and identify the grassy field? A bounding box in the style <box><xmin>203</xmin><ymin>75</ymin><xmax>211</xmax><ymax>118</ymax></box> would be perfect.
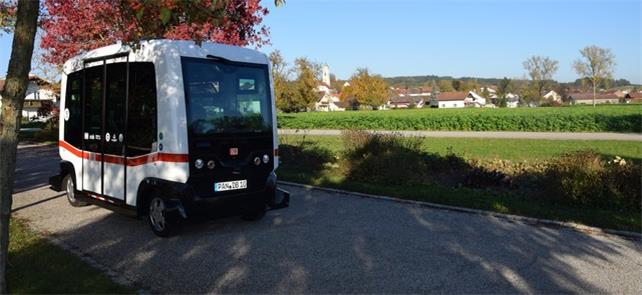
<box><xmin>8</xmin><ymin>218</ymin><xmax>132</xmax><ymax>293</ymax></box>
<box><xmin>278</xmin><ymin>105</ymin><xmax>642</xmax><ymax>133</ymax></box>
<box><xmin>277</xmin><ymin>135</ymin><xmax>641</xmax><ymax>232</ymax></box>
<box><xmin>280</xmin><ymin>135</ymin><xmax>642</xmax><ymax>162</ymax></box>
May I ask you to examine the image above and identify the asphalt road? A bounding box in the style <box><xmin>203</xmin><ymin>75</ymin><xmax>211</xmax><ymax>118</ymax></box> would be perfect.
<box><xmin>12</xmin><ymin>144</ymin><xmax>642</xmax><ymax>294</ymax></box>
<box><xmin>279</xmin><ymin>129</ymin><xmax>642</xmax><ymax>141</ymax></box>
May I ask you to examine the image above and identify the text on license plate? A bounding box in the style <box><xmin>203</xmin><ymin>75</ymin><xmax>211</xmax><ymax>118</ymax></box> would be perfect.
<box><xmin>214</xmin><ymin>180</ymin><xmax>247</xmax><ymax>192</ymax></box>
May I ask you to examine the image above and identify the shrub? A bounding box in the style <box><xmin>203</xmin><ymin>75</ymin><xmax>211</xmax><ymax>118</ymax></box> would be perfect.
<box><xmin>279</xmin><ymin>136</ymin><xmax>335</xmax><ymax>170</ymax></box>
<box><xmin>341</xmin><ymin>130</ymin><xmax>427</xmax><ymax>185</ymax></box>
<box><xmin>463</xmin><ymin>166</ymin><xmax>510</xmax><ymax>188</ymax></box>
<box><xmin>543</xmin><ymin>150</ymin><xmax>641</xmax><ymax>210</ymax></box>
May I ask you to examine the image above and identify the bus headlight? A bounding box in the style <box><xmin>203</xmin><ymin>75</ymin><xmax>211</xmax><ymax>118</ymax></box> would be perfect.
<box><xmin>262</xmin><ymin>154</ymin><xmax>269</xmax><ymax>164</ymax></box>
<box><xmin>195</xmin><ymin>159</ymin><xmax>204</xmax><ymax>169</ymax></box>
<box><xmin>207</xmin><ymin>160</ymin><xmax>216</xmax><ymax>169</ymax></box>
<box><xmin>253</xmin><ymin>157</ymin><xmax>261</xmax><ymax>166</ymax></box>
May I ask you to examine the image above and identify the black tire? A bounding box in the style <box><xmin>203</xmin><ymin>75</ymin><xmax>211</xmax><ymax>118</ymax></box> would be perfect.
<box><xmin>241</xmin><ymin>199</ymin><xmax>266</xmax><ymax>221</ymax></box>
<box><xmin>147</xmin><ymin>196</ymin><xmax>178</xmax><ymax>237</ymax></box>
<box><xmin>63</xmin><ymin>174</ymin><xmax>88</xmax><ymax>207</ymax></box>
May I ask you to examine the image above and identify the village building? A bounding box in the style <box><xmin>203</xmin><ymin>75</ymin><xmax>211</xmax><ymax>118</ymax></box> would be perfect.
<box><xmin>313</xmin><ymin>65</ymin><xmax>346</xmax><ymax>111</ymax></box>
<box><xmin>568</xmin><ymin>92</ymin><xmax>620</xmax><ymax>104</ymax></box>
<box><xmin>430</xmin><ymin>91</ymin><xmax>467</xmax><ymax>108</ymax></box>
<box><xmin>314</xmin><ymin>91</ymin><xmax>346</xmax><ymax>111</ymax></box>
<box><xmin>0</xmin><ymin>75</ymin><xmax>58</xmax><ymax>121</ymax></box>
<box><xmin>505</xmin><ymin>93</ymin><xmax>520</xmax><ymax>108</ymax></box>
<box><xmin>387</xmin><ymin>95</ymin><xmax>426</xmax><ymax>109</ymax></box>
<box><xmin>543</xmin><ymin>90</ymin><xmax>562</xmax><ymax>102</ymax></box>
<box><xmin>464</xmin><ymin>91</ymin><xmax>487</xmax><ymax>107</ymax></box>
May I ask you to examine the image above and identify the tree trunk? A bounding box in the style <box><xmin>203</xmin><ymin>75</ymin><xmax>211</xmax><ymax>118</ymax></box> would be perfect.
<box><xmin>592</xmin><ymin>82</ymin><xmax>596</xmax><ymax>107</ymax></box>
<box><xmin>0</xmin><ymin>0</ymin><xmax>40</xmax><ymax>292</ymax></box>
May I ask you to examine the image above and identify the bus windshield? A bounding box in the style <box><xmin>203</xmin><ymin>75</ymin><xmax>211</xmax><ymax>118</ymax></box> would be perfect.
<box><xmin>182</xmin><ymin>57</ymin><xmax>272</xmax><ymax>135</ymax></box>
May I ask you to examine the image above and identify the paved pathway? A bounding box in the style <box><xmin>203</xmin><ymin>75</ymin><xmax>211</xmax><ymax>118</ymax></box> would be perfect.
<box><xmin>11</xmin><ymin>145</ymin><xmax>642</xmax><ymax>293</ymax></box>
<box><xmin>279</xmin><ymin>129</ymin><xmax>642</xmax><ymax>141</ymax></box>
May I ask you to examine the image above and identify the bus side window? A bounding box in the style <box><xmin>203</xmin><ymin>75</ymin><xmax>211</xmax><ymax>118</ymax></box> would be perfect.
<box><xmin>64</xmin><ymin>73</ymin><xmax>83</xmax><ymax>148</ymax></box>
<box><xmin>83</xmin><ymin>66</ymin><xmax>103</xmax><ymax>153</ymax></box>
<box><xmin>104</xmin><ymin>63</ymin><xmax>127</xmax><ymax>155</ymax></box>
<box><xmin>126</xmin><ymin>63</ymin><xmax>157</xmax><ymax>157</ymax></box>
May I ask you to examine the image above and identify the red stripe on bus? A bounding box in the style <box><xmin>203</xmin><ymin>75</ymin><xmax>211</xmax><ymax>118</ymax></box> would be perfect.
<box><xmin>59</xmin><ymin>140</ymin><xmax>189</xmax><ymax>166</ymax></box>
<box><xmin>59</xmin><ymin>140</ymin><xmax>89</xmax><ymax>159</ymax></box>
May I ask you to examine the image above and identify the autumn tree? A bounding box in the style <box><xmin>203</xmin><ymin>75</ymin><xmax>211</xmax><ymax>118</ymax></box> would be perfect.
<box><xmin>0</xmin><ymin>0</ymin><xmax>283</xmax><ymax>291</ymax></box>
<box><xmin>495</xmin><ymin>77</ymin><xmax>513</xmax><ymax>107</ymax></box>
<box><xmin>342</xmin><ymin>68</ymin><xmax>389</xmax><ymax>109</ymax></box>
<box><xmin>573</xmin><ymin>45</ymin><xmax>616</xmax><ymax>107</ymax></box>
<box><xmin>291</xmin><ymin>58</ymin><xmax>319</xmax><ymax>112</ymax></box>
<box><xmin>437</xmin><ymin>79</ymin><xmax>454</xmax><ymax>92</ymax></box>
<box><xmin>40</xmin><ymin>0</ymin><xmax>279</xmax><ymax>65</ymax></box>
<box><xmin>451</xmin><ymin>79</ymin><xmax>462</xmax><ymax>91</ymax></box>
<box><xmin>269</xmin><ymin>50</ymin><xmax>295</xmax><ymax>112</ymax></box>
<box><xmin>460</xmin><ymin>79</ymin><xmax>480</xmax><ymax>93</ymax></box>
<box><xmin>523</xmin><ymin>56</ymin><xmax>558</xmax><ymax>99</ymax></box>
<box><xmin>497</xmin><ymin>77</ymin><xmax>513</xmax><ymax>98</ymax></box>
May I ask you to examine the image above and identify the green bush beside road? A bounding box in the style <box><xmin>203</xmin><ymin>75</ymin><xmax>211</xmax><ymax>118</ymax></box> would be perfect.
<box><xmin>278</xmin><ymin>105</ymin><xmax>642</xmax><ymax>133</ymax></box>
<box><xmin>277</xmin><ymin>133</ymin><xmax>642</xmax><ymax>232</ymax></box>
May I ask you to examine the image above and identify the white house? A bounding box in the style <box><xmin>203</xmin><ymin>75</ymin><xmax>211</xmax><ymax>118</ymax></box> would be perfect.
<box><xmin>314</xmin><ymin>92</ymin><xmax>346</xmax><ymax>111</ymax></box>
<box><xmin>388</xmin><ymin>95</ymin><xmax>426</xmax><ymax>109</ymax></box>
<box><xmin>430</xmin><ymin>91</ymin><xmax>467</xmax><ymax>108</ymax></box>
<box><xmin>505</xmin><ymin>93</ymin><xmax>520</xmax><ymax>108</ymax></box>
<box><xmin>0</xmin><ymin>75</ymin><xmax>58</xmax><ymax>121</ymax></box>
<box><xmin>464</xmin><ymin>91</ymin><xmax>486</xmax><ymax>107</ymax></box>
<box><xmin>543</xmin><ymin>90</ymin><xmax>562</xmax><ymax>102</ymax></box>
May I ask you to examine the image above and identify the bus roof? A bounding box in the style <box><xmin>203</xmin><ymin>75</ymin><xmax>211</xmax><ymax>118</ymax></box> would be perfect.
<box><xmin>62</xmin><ymin>39</ymin><xmax>269</xmax><ymax>74</ymax></box>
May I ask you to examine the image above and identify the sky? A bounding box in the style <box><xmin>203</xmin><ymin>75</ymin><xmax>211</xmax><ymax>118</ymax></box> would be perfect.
<box><xmin>1</xmin><ymin>0</ymin><xmax>640</xmax><ymax>83</ymax></box>
<box><xmin>260</xmin><ymin>0</ymin><xmax>641</xmax><ymax>83</ymax></box>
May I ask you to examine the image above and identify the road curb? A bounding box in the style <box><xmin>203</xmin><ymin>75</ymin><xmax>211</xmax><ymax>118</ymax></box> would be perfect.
<box><xmin>278</xmin><ymin>180</ymin><xmax>642</xmax><ymax>240</ymax></box>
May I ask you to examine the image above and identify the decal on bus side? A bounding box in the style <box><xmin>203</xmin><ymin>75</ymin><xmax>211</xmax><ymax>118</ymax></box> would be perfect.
<box><xmin>60</xmin><ymin>140</ymin><xmax>188</xmax><ymax>166</ymax></box>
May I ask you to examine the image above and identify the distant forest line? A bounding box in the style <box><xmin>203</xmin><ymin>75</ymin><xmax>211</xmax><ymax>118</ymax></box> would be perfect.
<box><xmin>382</xmin><ymin>75</ymin><xmax>638</xmax><ymax>89</ymax></box>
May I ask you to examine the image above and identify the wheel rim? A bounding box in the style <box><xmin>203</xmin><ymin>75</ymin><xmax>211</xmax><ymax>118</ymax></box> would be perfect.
<box><xmin>66</xmin><ymin>177</ymin><xmax>76</xmax><ymax>202</ymax></box>
<box><xmin>149</xmin><ymin>198</ymin><xmax>166</xmax><ymax>232</ymax></box>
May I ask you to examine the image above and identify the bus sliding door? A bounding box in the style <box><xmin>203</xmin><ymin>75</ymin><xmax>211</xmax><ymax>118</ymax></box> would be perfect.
<box><xmin>82</xmin><ymin>61</ymin><xmax>127</xmax><ymax>203</ymax></box>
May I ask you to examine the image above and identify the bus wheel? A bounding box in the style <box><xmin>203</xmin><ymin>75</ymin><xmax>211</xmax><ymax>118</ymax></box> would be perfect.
<box><xmin>63</xmin><ymin>174</ymin><xmax>87</xmax><ymax>207</ymax></box>
<box><xmin>148</xmin><ymin>196</ymin><xmax>177</xmax><ymax>237</ymax></box>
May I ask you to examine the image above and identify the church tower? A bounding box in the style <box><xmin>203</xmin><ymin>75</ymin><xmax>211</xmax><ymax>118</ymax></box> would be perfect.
<box><xmin>322</xmin><ymin>64</ymin><xmax>331</xmax><ymax>86</ymax></box>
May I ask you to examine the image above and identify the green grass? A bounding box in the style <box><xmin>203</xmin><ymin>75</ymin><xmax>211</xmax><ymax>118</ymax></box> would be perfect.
<box><xmin>277</xmin><ymin>135</ymin><xmax>642</xmax><ymax>232</ymax></box>
<box><xmin>278</xmin><ymin>104</ymin><xmax>642</xmax><ymax>133</ymax></box>
<box><xmin>8</xmin><ymin>218</ymin><xmax>133</xmax><ymax>294</ymax></box>
<box><xmin>280</xmin><ymin>135</ymin><xmax>642</xmax><ymax>162</ymax></box>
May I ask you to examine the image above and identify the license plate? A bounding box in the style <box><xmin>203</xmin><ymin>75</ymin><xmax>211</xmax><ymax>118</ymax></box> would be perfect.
<box><xmin>214</xmin><ymin>180</ymin><xmax>247</xmax><ymax>192</ymax></box>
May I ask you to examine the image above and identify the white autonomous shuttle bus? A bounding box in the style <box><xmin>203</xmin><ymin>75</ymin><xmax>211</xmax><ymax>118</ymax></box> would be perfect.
<box><xmin>49</xmin><ymin>40</ymin><xmax>289</xmax><ymax>237</ymax></box>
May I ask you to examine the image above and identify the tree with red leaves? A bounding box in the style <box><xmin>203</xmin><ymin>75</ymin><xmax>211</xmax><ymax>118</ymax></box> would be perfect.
<box><xmin>41</xmin><ymin>0</ymin><xmax>278</xmax><ymax>65</ymax></box>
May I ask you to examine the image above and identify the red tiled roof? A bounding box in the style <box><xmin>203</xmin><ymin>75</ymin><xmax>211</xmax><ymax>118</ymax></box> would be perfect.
<box><xmin>389</xmin><ymin>96</ymin><xmax>426</xmax><ymax>104</ymax></box>
<box><xmin>626</xmin><ymin>92</ymin><xmax>642</xmax><ymax>99</ymax></box>
<box><xmin>438</xmin><ymin>92</ymin><xmax>468</xmax><ymax>101</ymax></box>
<box><xmin>569</xmin><ymin>92</ymin><xmax>619</xmax><ymax>100</ymax></box>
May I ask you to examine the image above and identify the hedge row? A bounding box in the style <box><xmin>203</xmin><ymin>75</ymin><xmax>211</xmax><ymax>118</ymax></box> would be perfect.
<box><xmin>277</xmin><ymin>105</ymin><xmax>642</xmax><ymax>133</ymax></box>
